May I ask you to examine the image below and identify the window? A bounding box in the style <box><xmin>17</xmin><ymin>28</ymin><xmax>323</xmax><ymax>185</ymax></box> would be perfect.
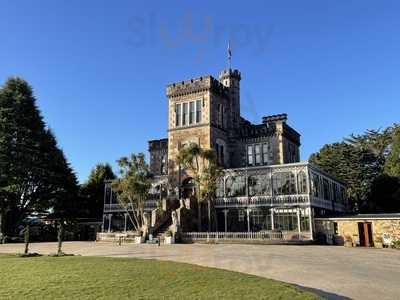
<box><xmin>182</xmin><ymin>103</ymin><xmax>188</xmax><ymax>126</ymax></box>
<box><xmin>189</xmin><ymin>101</ymin><xmax>195</xmax><ymax>124</ymax></box>
<box><xmin>226</xmin><ymin>176</ymin><xmax>246</xmax><ymax>197</ymax></box>
<box><xmin>217</xmin><ymin>104</ymin><xmax>222</xmax><ymax>127</ymax></box>
<box><xmin>255</xmin><ymin>144</ymin><xmax>261</xmax><ymax>165</ymax></box>
<box><xmin>311</xmin><ymin>173</ymin><xmax>320</xmax><ymax>197</ymax></box>
<box><xmin>221</xmin><ymin>106</ymin><xmax>224</xmax><ymax>128</ymax></box>
<box><xmin>220</xmin><ymin>145</ymin><xmax>224</xmax><ymax>164</ymax></box>
<box><xmin>334</xmin><ymin>222</ymin><xmax>338</xmax><ymax>235</ymax></box>
<box><xmin>323</xmin><ymin>178</ymin><xmax>330</xmax><ymax>200</ymax></box>
<box><xmin>175</xmin><ymin>104</ymin><xmax>181</xmax><ymax>127</ymax></box>
<box><xmin>247</xmin><ymin>145</ymin><xmax>254</xmax><ymax>166</ymax></box>
<box><xmin>216</xmin><ymin>178</ymin><xmax>224</xmax><ymax>198</ymax></box>
<box><xmin>272</xmin><ymin>172</ymin><xmax>296</xmax><ymax>195</ymax></box>
<box><xmin>238</xmin><ymin>210</ymin><xmax>246</xmax><ymax>222</ymax></box>
<box><xmin>160</xmin><ymin>155</ymin><xmax>167</xmax><ymax>175</ymax></box>
<box><xmin>248</xmin><ymin>174</ymin><xmax>271</xmax><ymax>196</ymax></box>
<box><xmin>262</xmin><ymin>143</ymin><xmax>269</xmax><ymax>165</ymax></box>
<box><xmin>297</xmin><ymin>171</ymin><xmax>307</xmax><ymax>194</ymax></box>
<box><xmin>196</xmin><ymin>100</ymin><xmax>202</xmax><ymax>123</ymax></box>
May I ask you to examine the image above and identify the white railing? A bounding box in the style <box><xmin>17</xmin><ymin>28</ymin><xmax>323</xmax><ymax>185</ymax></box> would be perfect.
<box><xmin>215</xmin><ymin>194</ymin><xmax>310</xmax><ymax>208</ymax></box>
<box><xmin>104</xmin><ymin>200</ymin><xmax>158</xmax><ymax>212</ymax></box>
<box><xmin>181</xmin><ymin>231</ymin><xmax>312</xmax><ymax>241</ymax></box>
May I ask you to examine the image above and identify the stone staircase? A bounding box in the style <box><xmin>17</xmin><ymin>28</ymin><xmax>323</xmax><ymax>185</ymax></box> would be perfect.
<box><xmin>153</xmin><ymin>217</ymin><xmax>172</xmax><ymax>243</ymax></box>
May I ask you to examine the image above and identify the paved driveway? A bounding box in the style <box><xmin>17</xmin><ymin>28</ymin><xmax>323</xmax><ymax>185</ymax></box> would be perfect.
<box><xmin>0</xmin><ymin>242</ymin><xmax>399</xmax><ymax>300</ymax></box>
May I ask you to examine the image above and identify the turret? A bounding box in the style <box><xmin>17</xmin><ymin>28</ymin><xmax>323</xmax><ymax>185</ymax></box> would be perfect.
<box><xmin>219</xmin><ymin>69</ymin><xmax>241</xmax><ymax>129</ymax></box>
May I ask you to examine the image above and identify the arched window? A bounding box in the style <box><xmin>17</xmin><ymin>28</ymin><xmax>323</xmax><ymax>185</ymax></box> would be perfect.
<box><xmin>297</xmin><ymin>171</ymin><xmax>308</xmax><ymax>194</ymax></box>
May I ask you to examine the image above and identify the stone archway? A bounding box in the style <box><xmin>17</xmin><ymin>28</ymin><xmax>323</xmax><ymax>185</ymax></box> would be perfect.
<box><xmin>181</xmin><ymin>177</ymin><xmax>195</xmax><ymax>199</ymax></box>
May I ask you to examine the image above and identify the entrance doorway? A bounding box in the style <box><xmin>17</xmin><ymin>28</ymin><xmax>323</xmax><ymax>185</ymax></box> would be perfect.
<box><xmin>358</xmin><ymin>222</ymin><xmax>373</xmax><ymax>247</ymax></box>
<box><xmin>181</xmin><ymin>177</ymin><xmax>195</xmax><ymax>199</ymax></box>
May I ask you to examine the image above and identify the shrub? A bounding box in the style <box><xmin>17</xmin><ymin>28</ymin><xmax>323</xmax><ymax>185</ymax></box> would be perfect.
<box><xmin>391</xmin><ymin>240</ymin><xmax>400</xmax><ymax>249</ymax></box>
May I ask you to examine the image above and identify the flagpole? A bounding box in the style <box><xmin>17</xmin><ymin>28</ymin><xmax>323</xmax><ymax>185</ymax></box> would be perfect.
<box><xmin>228</xmin><ymin>41</ymin><xmax>232</xmax><ymax>70</ymax></box>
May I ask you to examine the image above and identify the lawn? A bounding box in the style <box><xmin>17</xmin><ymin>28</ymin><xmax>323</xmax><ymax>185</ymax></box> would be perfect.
<box><xmin>0</xmin><ymin>254</ymin><xmax>320</xmax><ymax>299</ymax></box>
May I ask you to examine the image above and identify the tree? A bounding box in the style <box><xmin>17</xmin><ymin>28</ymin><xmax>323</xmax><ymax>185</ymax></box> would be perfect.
<box><xmin>24</xmin><ymin>225</ymin><xmax>30</xmax><ymax>255</ymax></box>
<box><xmin>0</xmin><ymin>77</ymin><xmax>79</xmax><ymax>237</ymax></box>
<box><xmin>80</xmin><ymin>163</ymin><xmax>115</xmax><ymax>220</ymax></box>
<box><xmin>112</xmin><ymin>153</ymin><xmax>151</xmax><ymax>234</ymax></box>
<box><xmin>385</xmin><ymin>127</ymin><xmax>400</xmax><ymax>177</ymax></box>
<box><xmin>57</xmin><ymin>222</ymin><xmax>64</xmax><ymax>256</ymax></box>
<box><xmin>367</xmin><ymin>174</ymin><xmax>400</xmax><ymax>213</ymax></box>
<box><xmin>177</xmin><ymin>143</ymin><xmax>223</xmax><ymax>231</ymax></box>
<box><xmin>309</xmin><ymin>142</ymin><xmax>381</xmax><ymax>212</ymax></box>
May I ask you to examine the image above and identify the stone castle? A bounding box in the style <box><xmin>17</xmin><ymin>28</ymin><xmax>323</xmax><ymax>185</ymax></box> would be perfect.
<box><xmin>149</xmin><ymin>68</ymin><xmax>300</xmax><ymax>182</ymax></box>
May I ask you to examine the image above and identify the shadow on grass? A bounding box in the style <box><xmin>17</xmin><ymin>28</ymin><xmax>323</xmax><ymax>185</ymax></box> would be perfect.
<box><xmin>294</xmin><ymin>284</ymin><xmax>352</xmax><ymax>300</ymax></box>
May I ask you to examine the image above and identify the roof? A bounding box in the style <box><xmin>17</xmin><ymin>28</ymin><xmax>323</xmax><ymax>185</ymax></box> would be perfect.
<box><xmin>315</xmin><ymin>213</ymin><xmax>400</xmax><ymax>220</ymax></box>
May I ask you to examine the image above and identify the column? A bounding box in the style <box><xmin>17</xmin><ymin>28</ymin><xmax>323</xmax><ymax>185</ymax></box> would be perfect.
<box><xmin>224</xmin><ymin>210</ymin><xmax>228</xmax><ymax>232</ymax></box>
<box><xmin>296</xmin><ymin>208</ymin><xmax>301</xmax><ymax>237</ymax></box>
<box><xmin>246</xmin><ymin>209</ymin><xmax>251</xmax><ymax>232</ymax></box>
<box><xmin>108</xmin><ymin>214</ymin><xmax>112</xmax><ymax>233</ymax></box>
<box><xmin>270</xmin><ymin>208</ymin><xmax>274</xmax><ymax>230</ymax></box>
<box><xmin>308</xmin><ymin>207</ymin><xmax>314</xmax><ymax>239</ymax></box>
<box><xmin>124</xmin><ymin>213</ymin><xmax>128</xmax><ymax>232</ymax></box>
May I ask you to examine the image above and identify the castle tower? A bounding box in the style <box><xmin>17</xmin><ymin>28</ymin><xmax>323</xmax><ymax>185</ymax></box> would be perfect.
<box><xmin>219</xmin><ymin>69</ymin><xmax>241</xmax><ymax>129</ymax></box>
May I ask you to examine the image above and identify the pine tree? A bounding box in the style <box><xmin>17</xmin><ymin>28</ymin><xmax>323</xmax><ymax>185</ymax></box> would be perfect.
<box><xmin>384</xmin><ymin>128</ymin><xmax>400</xmax><ymax>177</ymax></box>
<box><xmin>80</xmin><ymin>163</ymin><xmax>115</xmax><ymax>220</ymax></box>
<box><xmin>309</xmin><ymin>142</ymin><xmax>381</xmax><ymax>212</ymax></box>
<box><xmin>0</xmin><ymin>77</ymin><xmax>79</xmax><ymax>236</ymax></box>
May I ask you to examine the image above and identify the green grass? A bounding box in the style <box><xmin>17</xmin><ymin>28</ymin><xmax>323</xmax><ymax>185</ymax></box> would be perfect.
<box><xmin>0</xmin><ymin>254</ymin><xmax>320</xmax><ymax>299</ymax></box>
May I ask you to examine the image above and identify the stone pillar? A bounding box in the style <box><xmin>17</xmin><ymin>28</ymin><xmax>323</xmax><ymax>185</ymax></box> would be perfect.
<box><xmin>246</xmin><ymin>209</ymin><xmax>251</xmax><ymax>232</ymax></box>
<box><xmin>270</xmin><ymin>208</ymin><xmax>275</xmax><ymax>230</ymax></box>
<box><xmin>224</xmin><ymin>210</ymin><xmax>228</xmax><ymax>232</ymax></box>
<box><xmin>108</xmin><ymin>214</ymin><xmax>112</xmax><ymax>233</ymax></box>
<box><xmin>297</xmin><ymin>208</ymin><xmax>301</xmax><ymax>236</ymax></box>
<box><xmin>308</xmin><ymin>207</ymin><xmax>314</xmax><ymax>239</ymax></box>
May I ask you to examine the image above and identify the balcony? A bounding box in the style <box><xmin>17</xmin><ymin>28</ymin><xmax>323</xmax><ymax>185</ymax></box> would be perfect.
<box><xmin>104</xmin><ymin>200</ymin><xmax>158</xmax><ymax>213</ymax></box>
<box><xmin>214</xmin><ymin>194</ymin><xmax>310</xmax><ymax>208</ymax></box>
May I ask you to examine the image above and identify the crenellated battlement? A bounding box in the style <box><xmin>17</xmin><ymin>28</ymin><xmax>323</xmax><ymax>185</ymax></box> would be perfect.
<box><xmin>166</xmin><ymin>75</ymin><xmax>229</xmax><ymax>98</ymax></box>
<box><xmin>219</xmin><ymin>68</ymin><xmax>241</xmax><ymax>81</ymax></box>
<box><xmin>262</xmin><ymin>113</ymin><xmax>288</xmax><ymax>124</ymax></box>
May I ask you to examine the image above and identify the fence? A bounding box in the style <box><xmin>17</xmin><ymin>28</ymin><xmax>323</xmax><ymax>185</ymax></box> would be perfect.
<box><xmin>181</xmin><ymin>231</ymin><xmax>312</xmax><ymax>242</ymax></box>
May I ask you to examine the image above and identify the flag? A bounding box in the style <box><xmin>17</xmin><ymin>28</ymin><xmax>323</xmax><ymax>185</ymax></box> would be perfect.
<box><xmin>228</xmin><ymin>41</ymin><xmax>232</xmax><ymax>59</ymax></box>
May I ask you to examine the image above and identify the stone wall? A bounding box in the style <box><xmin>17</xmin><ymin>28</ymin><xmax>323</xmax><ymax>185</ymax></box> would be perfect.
<box><xmin>315</xmin><ymin>218</ymin><xmax>400</xmax><ymax>247</ymax></box>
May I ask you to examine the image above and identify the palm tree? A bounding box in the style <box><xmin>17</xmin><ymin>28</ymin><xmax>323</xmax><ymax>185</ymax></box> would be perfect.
<box><xmin>176</xmin><ymin>143</ymin><xmax>223</xmax><ymax>231</ymax></box>
<box><xmin>112</xmin><ymin>153</ymin><xmax>152</xmax><ymax>235</ymax></box>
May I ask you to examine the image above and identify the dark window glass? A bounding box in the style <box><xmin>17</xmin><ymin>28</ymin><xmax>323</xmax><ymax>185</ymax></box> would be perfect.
<box><xmin>196</xmin><ymin>100</ymin><xmax>202</xmax><ymax>123</ymax></box>
<box><xmin>175</xmin><ymin>104</ymin><xmax>181</xmax><ymax>127</ymax></box>
<box><xmin>247</xmin><ymin>145</ymin><xmax>253</xmax><ymax>166</ymax></box>
<box><xmin>255</xmin><ymin>144</ymin><xmax>261</xmax><ymax>165</ymax></box>
<box><xmin>182</xmin><ymin>103</ymin><xmax>188</xmax><ymax>126</ymax></box>
<box><xmin>189</xmin><ymin>101</ymin><xmax>195</xmax><ymax>124</ymax></box>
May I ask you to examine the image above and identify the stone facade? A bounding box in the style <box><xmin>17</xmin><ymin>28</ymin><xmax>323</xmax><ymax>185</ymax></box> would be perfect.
<box><xmin>315</xmin><ymin>215</ymin><xmax>400</xmax><ymax>247</ymax></box>
<box><xmin>149</xmin><ymin>68</ymin><xmax>301</xmax><ymax>182</ymax></box>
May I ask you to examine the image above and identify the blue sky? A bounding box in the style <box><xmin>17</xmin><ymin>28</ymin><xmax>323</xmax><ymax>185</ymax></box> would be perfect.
<box><xmin>1</xmin><ymin>1</ymin><xmax>399</xmax><ymax>182</ymax></box>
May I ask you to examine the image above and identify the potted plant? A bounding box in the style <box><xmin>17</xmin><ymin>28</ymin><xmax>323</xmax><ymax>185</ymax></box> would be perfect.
<box><xmin>164</xmin><ymin>230</ymin><xmax>175</xmax><ymax>244</ymax></box>
<box><xmin>344</xmin><ymin>235</ymin><xmax>353</xmax><ymax>247</ymax></box>
<box><xmin>135</xmin><ymin>231</ymin><xmax>145</xmax><ymax>244</ymax></box>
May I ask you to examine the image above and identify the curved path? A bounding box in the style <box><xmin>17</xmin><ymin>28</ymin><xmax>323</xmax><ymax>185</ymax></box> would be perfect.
<box><xmin>1</xmin><ymin>242</ymin><xmax>399</xmax><ymax>300</ymax></box>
